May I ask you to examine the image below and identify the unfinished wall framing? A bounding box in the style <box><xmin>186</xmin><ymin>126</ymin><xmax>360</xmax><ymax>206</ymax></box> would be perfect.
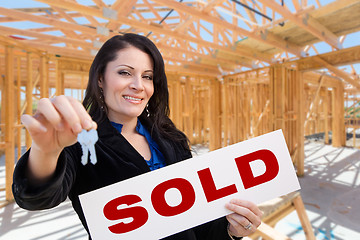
<box><xmin>220</xmin><ymin>65</ymin><xmax>304</xmax><ymax>174</ymax></box>
<box><xmin>0</xmin><ymin>39</ymin><xmax>353</xmax><ymax>206</ymax></box>
<box><xmin>0</xmin><ymin>0</ymin><xmax>360</xmax><ymax>208</ymax></box>
<box><xmin>219</xmin><ymin>64</ymin><xmax>347</xmax><ymax>175</ymax></box>
<box><xmin>345</xmin><ymin>90</ymin><xmax>360</xmax><ymax>148</ymax></box>
<box><xmin>0</xmin><ymin>39</ymin><xmax>91</xmax><ymax>207</ymax></box>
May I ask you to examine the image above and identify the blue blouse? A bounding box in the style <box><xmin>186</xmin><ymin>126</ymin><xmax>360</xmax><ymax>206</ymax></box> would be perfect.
<box><xmin>110</xmin><ymin>120</ymin><xmax>166</xmax><ymax>171</ymax></box>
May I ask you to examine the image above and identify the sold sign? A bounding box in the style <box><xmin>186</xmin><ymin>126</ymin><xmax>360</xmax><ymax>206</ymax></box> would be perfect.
<box><xmin>79</xmin><ymin>130</ymin><xmax>300</xmax><ymax>240</ymax></box>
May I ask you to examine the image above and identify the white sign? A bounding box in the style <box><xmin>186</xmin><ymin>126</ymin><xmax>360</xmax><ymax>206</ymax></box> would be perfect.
<box><xmin>79</xmin><ymin>129</ymin><xmax>300</xmax><ymax>240</ymax></box>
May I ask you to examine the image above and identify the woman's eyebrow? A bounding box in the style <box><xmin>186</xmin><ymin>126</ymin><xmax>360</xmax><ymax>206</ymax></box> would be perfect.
<box><xmin>116</xmin><ymin>64</ymin><xmax>153</xmax><ymax>73</ymax></box>
<box><xmin>116</xmin><ymin>64</ymin><xmax>134</xmax><ymax>69</ymax></box>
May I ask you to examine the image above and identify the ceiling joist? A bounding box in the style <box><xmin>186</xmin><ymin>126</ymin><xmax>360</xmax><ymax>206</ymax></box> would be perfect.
<box><xmin>0</xmin><ymin>0</ymin><xmax>358</xmax><ymax>81</ymax></box>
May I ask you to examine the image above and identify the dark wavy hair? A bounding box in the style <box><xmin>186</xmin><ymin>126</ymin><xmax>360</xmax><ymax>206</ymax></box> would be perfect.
<box><xmin>83</xmin><ymin>33</ymin><xmax>189</xmax><ymax>151</ymax></box>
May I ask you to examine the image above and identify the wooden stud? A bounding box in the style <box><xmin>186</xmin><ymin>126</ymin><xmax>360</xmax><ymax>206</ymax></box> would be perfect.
<box><xmin>332</xmin><ymin>81</ymin><xmax>346</xmax><ymax>147</ymax></box>
<box><xmin>256</xmin><ymin>222</ymin><xmax>292</xmax><ymax>240</ymax></box>
<box><xmin>292</xmin><ymin>195</ymin><xmax>316</xmax><ymax>240</ymax></box>
<box><xmin>324</xmin><ymin>90</ymin><xmax>329</xmax><ymax>144</ymax></box>
<box><xmin>183</xmin><ymin>77</ymin><xmax>193</xmax><ymax>142</ymax></box>
<box><xmin>55</xmin><ymin>59</ymin><xmax>62</xmax><ymax>96</ymax></box>
<box><xmin>297</xmin><ymin>70</ymin><xmax>305</xmax><ymax>176</ymax></box>
<box><xmin>40</xmin><ymin>55</ymin><xmax>49</xmax><ymax>98</ymax></box>
<box><xmin>25</xmin><ymin>52</ymin><xmax>33</xmax><ymax>149</ymax></box>
<box><xmin>16</xmin><ymin>56</ymin><xmax>21</xmax><ymax>160</ymax></box>
<box><xmin>5</xmin><ymin>46</ymin><xmax>15</xmax><ymax>201</ymax></box>
<box><xmin>209</xmin><ymin>78</ymin><xmax>221</xmax><ymax>150</ymax></box>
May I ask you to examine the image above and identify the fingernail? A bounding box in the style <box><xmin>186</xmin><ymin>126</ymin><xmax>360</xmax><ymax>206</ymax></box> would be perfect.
<box><xmin>20</xmin><ymin>115</ymin><xmax>26</xmax><ymax>124</ymax></box>
<box><xmin>84</xmin><ymin>119</ymin><xmax>92</xmax><ymax>129</ymax></box>
<box><xmin>73</xmin><ymin>123</ymin><xmax>82</xmax><ymax>133</ymax></box>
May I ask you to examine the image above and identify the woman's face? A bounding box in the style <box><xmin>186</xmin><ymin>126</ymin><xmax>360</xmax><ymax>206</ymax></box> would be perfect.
<box><xmin>99</xmin><ymin>45</ymin><xmax>154</xmax><ymax>123</ymax></box>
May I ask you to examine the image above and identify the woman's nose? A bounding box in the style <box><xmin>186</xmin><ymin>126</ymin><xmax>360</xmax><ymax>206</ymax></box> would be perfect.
<box><xmin>130</xmin><ymin>76</ymin><xmax>144</xmax><ymax>91</ymax></box>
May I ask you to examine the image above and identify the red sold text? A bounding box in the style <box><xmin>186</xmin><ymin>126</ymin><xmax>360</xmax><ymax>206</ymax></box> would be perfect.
<box><xmin>103</xmin><ymin>149</ymin><xmax>279</xmax><ymax>234</ymax></box>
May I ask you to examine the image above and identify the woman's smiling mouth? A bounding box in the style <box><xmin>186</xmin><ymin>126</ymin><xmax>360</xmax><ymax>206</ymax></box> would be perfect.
<box><xmin>123</xmin><ymin>95</ymin><xmax>143</xmax><ymax>103</ymax></box>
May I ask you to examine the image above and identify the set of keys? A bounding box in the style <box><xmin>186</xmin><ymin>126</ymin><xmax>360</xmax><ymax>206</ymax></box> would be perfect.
<box><xmin>77</xmin><ymin>129</ymin><xmax>98</xmax><ymax>165</ymax></box>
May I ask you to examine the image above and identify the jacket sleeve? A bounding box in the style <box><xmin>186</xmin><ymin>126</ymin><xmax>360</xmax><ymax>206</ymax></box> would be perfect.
<box><xmin>12</xmin><ymin>145</ymin><xmax>79</xmax><ymax>210</ymax></box>
<box><xmin>193</xmin><ymin>216</ymin><xmax>232</xmax><ymax>240</ymax></box>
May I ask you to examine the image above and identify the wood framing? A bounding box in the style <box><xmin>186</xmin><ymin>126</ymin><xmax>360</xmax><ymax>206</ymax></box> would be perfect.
<box><xmin>0</xmin><ymin>0</ymin><xmax>359</xmax><ymax>207</ymax></box>
<box><xmin>270</xmin><ymin>65</ymin><xmax>304</xmax><ymax>175</ymax></box>
<box><xmin>4</xmin><ymin>46</ymin><xmax>15</xmax><ymax>201</ymax></box>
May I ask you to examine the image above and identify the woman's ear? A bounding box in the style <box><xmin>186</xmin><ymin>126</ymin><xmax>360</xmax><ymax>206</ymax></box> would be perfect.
<box><xmin>98</xmin><ymin>77</ymin><xmax>103</xmax><ymax>88</ymax></box>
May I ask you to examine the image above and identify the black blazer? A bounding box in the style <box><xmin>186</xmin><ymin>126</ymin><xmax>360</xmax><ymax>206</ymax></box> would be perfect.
<box><xmin>13</xmin><ymin>117</ymin><xmax>230</xmax><ymax>240</ymax></box>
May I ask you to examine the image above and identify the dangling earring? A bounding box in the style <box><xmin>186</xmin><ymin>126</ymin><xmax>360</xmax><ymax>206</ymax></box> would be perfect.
<box><xmin>146</xmin><ymin>103</ymin><xmax>150</xmax><ymax>117</ymax></box>
<box><xmin>99</xmin><ymin>88</ymin><xmax>105</xmax><ymax>111</ymax></box>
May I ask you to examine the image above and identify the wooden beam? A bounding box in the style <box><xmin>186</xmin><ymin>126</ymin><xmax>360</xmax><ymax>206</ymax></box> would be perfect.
<box><xmin>311</xmin><ymin>0</ymin><xmax>359</xmax><ymax>18</ymax></box>
<box><xmin>331</xmin><ymin>81</ymin><xmax>346</xmax><ymax>147</ymax></box>
<box><xmin>292</xmin><ymin>0</ymin><xmax>301</xmax><ymax>11</ymax></box>
<box><xmin>0</xmin><ymin>35</ymin><xmax>42</xmax><ymax>56</ymax></box>
<box><xmin>50</xmin><ymin>5</ymin><xmax>91</xmax><ymax>42</ymax></box>
<box><xmin>40</xmin><ymin>55</ymin><xmax>49</xmax><ymax>98</ymax></box>
<box><xmin>151</xmin><ymin>0</ymin><xmax>303</xmax><ymax>57</ymax></box>
<box><xmin>240</xmin><ymin>0</ymin><xmax>258</xmax><ymax>26</ymax></box>
<box><xmin>313</xmin><ymin>56</ymin><xmax>360</xmax><ymax>89</ymax></box>
<box><xmin>252</xmin><ymin>100</ymin><xmax>270</xmax><ymax>136</ymax></box>
<box><xmin>165</xmin><ymin>65</ymin><xmax>219</xmax><ymax>77</ymax></box>
<box><xmin>156</xmin><ymin>42</ymin><xmax>251</xmax><ymax>69</ymax></box>
<box><xmin>35</xmin><ymin>0</ymin><xmax>273</xmax><ymax>62</ymax></box>
<box><xmin>165</xmin><ymin>56</ymin><xmax>221</xmax><ymax>73</ymax></box>
<box><xmin>305</xmin><ymin>75</ymin><xmax>324</xmax><ymax>129</ymax></box>
<box><xmin>297</xmin><ymin>45</ymin><xmax>360</xmax><ymax>71</ymax></box>
<box><xmin>292</xmin><ymin>196</ymin><xmax>316</xmax><ymax>240</ymax></box>
<box><xmin>258</xmin><ymin>0</ymin><xmax>340</xmax><ymax>49</ymax></box>
<box><xmin>296</xmin><ymin>69</ymin><xmax>305</xmax><ymax>176</ymax></box>
<box><xmin>16</xmin><ymin>57</ymin><xmax>22</xmax><ymax>161</ymax></box>
<box><xmin>256</xmin><ymin>222</ymin><xmax>291</xmax><ymax>240</ymax></box>
<box><xmin>105</xmin><ymin>0</ymin><xmax>137</xmax><ymax>34</ymax></box>
<box><xmin>324</xmin><ymin>90</ymin><xmax>330</xmax><ymax>144</ymax></box>
<box><xmin>68</xmin><ymin>0</ymin><xmax>101</xmax><ymax>27</ymax></box>
<box><xmin>143</xmin><ymin>0</ymin><xmax>168</xmax><ymax>26</ymax></box>
<box><xmin>303</xmin><ymin>71</ymin><xmax>341</xmax><ymax>88</ymax></box>
<box><xmin>25</xmin><ymin>52</ymin><xmax>33</xmax><ymax>149</ymax></box>
<box><xmin>209</xmin><ymin>78</ymin><xmax>222</xmax><ymax>150</ymax></box>
<box><xmin>19</xmin><ymin>40</ymin><xmax>92</xmax><ymax>59</ymax></box>
<box><xmin>183</xmin><ymin>77</ymin><xmax>194</xmax><ymax>142</ymax></box>
<box><xmin>5</xmin><ymin>46</ymin><xmax>15</xmax><ymax>201</ymax></box>
<box><xmin>203</xmin><ymin>0</ymin><xmax>225</xmax><ymax>13</ymax></box>
<box><xmin>304</xmin><ymin>14</ymin><xmax>340</xmax><ymax>48</ymax></box>
<box><xmin>91</xmin><ymin>0</ymin><xmax>107</xmax><ymax>8</ymax></box>
<box><xmin>0</xmin><ymin>25</ymin><xmax>94</xmax><ymax>50</ymax></box>
<box><xmin>0</xmin><ymin>7</ymin><xmax>96</xmax><ymax>36</ymax></box>
<box><xmin>165</xmin><ymin>56</ymin><xmax>232</xmax><ymax>73</ymax></box>
<box><xmin>345</xmin><ymin>100</ymin><xmax>360</xmax><ymax>115</ymax></box>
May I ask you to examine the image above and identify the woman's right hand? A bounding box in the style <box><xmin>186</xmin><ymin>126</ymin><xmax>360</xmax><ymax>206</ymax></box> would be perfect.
<box><xmin>20</xmin><ymin>95</ymin><xmax>97</xmax><ymax>183</ymax></box>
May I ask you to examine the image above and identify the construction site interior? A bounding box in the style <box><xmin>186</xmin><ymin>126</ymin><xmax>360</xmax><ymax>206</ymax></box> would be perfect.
<box><xmin>0</xmin><ymin>0</ymin><xmax>360</xmax><ymax>239</ymax></box>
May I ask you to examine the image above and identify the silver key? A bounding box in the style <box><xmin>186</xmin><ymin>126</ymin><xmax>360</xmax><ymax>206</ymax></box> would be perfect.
<box><xmin>77</xmin><ymin>129</ymin><xmax>98</xmax><ymax>165</ymax></box>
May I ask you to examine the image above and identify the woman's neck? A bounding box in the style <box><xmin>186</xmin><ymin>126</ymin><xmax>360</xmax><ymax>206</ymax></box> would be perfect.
<box><xmin>109</xmin><ymin>116</ymin><xmax>138</xmax><ymax>134</ymax></box>
<box><xmin>121</xmin><ymin>120</ymin><xmax>138</xmax><ymax>134</ymax></box>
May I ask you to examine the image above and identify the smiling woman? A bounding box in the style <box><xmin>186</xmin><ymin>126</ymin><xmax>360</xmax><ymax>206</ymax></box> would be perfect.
<box><xmin>12</xmin><ymin>33</ymin><xmax>262</xmax><ymax>240</ymax></box>
<box><xmin>0</xmin><ymin>0</ymin><xmax>359</xmax><ymax>238</ymax></box>
<box><xmin>99</xmin><ymin>46</ymin><xmax>154</xmax><ymax>124</ymax></box>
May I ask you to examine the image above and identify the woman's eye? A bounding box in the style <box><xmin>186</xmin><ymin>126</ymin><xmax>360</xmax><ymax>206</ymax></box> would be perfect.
<box><xmin>143</xmin><ymin>75</ymin><xmax>153</xmax><ymax>80</ymax></box>
<box><xmin>118</xmin><ymin>70</ymin><xmax>131</xmax><ymax>76</ymax></box>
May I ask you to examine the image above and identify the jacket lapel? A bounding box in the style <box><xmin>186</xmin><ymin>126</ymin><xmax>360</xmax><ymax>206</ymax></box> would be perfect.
<box><xmin>97</xmin><ymin>118</ymin><xmax>150</xmax><ymax>172</ymax></box>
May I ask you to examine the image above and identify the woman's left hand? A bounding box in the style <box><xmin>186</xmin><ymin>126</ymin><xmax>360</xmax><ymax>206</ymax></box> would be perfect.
<box><xmin>225</xmin><ymin>199</ymin><xmax>262</xmax><ymax>237</ymax></box>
